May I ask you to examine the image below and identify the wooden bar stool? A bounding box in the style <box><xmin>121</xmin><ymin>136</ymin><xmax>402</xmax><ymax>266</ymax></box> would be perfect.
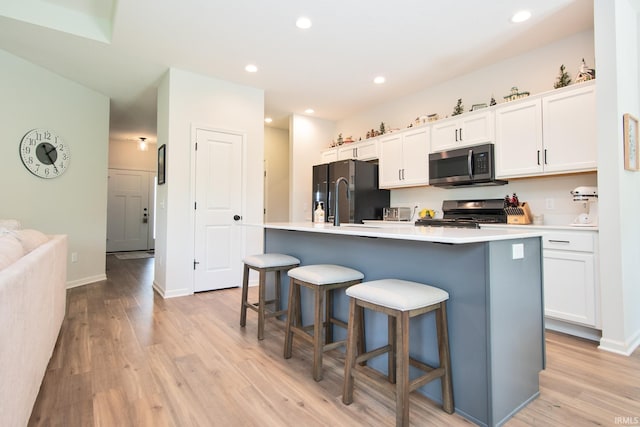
<box><xmin>342</xmin><ymin>279</ymin><xmax>454</xmax><ymax>427</ymax></box>
<box><xmin>240</xmin><ymin>253</ymin><xmax>300</xmax><ymax>340</ymax></box>
<box><xmin>284</xmin><ymin>264</ymin><xmax>364</xmax><ymax>381</ymax></box>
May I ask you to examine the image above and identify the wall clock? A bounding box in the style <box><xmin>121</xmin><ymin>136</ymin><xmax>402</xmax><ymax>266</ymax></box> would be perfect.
<box><xmin>19</xmin><ymin>128</ymin><xmax>71</xmax><ymax>178</ymax></box>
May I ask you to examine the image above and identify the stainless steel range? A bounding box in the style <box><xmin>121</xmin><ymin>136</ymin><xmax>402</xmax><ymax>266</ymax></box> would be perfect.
<box><xmin>415</xmin><ymin>199</ymin><xmax>507</xmax><ymax>229</ymax></box>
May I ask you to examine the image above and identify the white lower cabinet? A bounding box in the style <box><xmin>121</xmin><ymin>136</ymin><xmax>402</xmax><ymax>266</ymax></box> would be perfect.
<box><xmin>542</xmin><ymin>231</ymin><xmax>599</xmax><ymax>328</ymax></box>
<box><xmin>486</xmin><ymin>226</ymin><xmax>600</xmax><ymax>334</ymax></box>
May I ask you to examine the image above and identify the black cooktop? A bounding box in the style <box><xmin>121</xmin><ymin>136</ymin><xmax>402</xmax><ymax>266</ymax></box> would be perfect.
<box><xmin>414</xmin><ymin>218</ymin><xmax>481</xmax><ymax>229</ymax></box>
<box><xmin>415</xmin><ymin>199</ymin><xmax>508</xmax><ymax>229</ymax></box>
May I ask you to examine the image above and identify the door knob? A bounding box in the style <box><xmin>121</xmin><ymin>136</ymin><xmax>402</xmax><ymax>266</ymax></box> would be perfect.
<box><xmin>233</xmin><ymin>215</ymin><xmax>242</xmax><ymax>221</ymax></box>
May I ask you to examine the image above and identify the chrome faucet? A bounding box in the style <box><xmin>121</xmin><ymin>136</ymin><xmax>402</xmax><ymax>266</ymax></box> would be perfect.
<box><xmin>334</xmin><ymin>176</ymin><xmax>349</xmax><ymax>226</ymax></box>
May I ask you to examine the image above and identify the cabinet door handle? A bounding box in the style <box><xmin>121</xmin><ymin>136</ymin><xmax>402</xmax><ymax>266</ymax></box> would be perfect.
<box><xmin>537</xmin><ymin>150</ymin><xmax>541</xmax><ymax>165</ymax></box>
<box><xmin>459</xmin><ymin>127</ymin><xmax>463</xmax><ymax>141</ymax></box>
<box><xmin>544</xmin><ymin>149</ymin><xmax>548</xmax><ymax>165</ymax></box>
<box><xmin>402</xmin><ymin>169</ymin><xmax>405</xmax><ymax>180</ymax></box>
<box><xmin>548</xmin><ymin>239</ymin><xmax>571</xmax><ymax>244</ymax></box>
<box><xmin>354</xmin><ymin>148</ymin><xmax>357</xmax><ymax>158</ymax></box>
<box><xmin>455</xmin><ymin>129</ymin><xmax>458</xmax><ymax>142</ymax></box>
<box><xmin>398</xmin><ymin>169</ymin><xmax>402</xmax><ymax>180</ymax></box>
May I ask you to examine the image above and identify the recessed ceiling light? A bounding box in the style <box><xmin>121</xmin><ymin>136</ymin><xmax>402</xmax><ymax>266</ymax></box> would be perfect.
<box><xmin>511</xmin><ymin>10</ymin><xmax>531</xmax><ymax>23</ymax></box>
<box><xmin>296</xmin><ymin>17</ymin><xmax>312</xmax><ymax>29</ymax></box>
<box><xmin>305</xmin><ymin>108</ymin><xmax>315</xmax><ymax>114</ymax></box>
<box><xmin>245</xmin><ymin>64</ymin><xmax>258</xmax><ymax>73</ymax></box>
<box><xmin>264</xmin><ymin>117</ymin><xmax>273</xmax><ymax>124</ymax></box>
<box><xmin>374</xmin><ymin>76</ymin><xmax>386</xmax><ymax>84</ymax></box>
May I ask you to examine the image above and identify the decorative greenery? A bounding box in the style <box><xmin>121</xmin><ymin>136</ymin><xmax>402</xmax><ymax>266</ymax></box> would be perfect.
<box><xmin>490</xmin><ymin>96</ymin><xmax>497</xmax><ymax>106</ymax></box>
<box><xmin>379</xmin><ymin>122</ymin><xmax>386</xmax><ymax>135</ymax></box>
<box><xmin>452</xmin><ymin>99</ymin><xmax>464</xmax><ymax>116</ymax></box>
<box><xmin>554</xmin><ymin>64</ymin><xmax>571</xmax><ymax>89</ymax></box>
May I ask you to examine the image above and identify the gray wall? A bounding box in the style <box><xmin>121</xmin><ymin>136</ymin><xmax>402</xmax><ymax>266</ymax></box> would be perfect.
<box><xmin>0</xmin><ymin>48</ymin><xmax>110</xmax><ymax>287</ymax></box>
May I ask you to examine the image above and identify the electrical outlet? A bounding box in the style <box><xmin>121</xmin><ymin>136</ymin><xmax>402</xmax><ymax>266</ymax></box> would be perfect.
<box><xmin>512</xmin><ymin>244</ymin><xmax>524</xmax><ymax>260</ymax></box>
<box><xmin>545</xmin><ymin>198</ymin><xmax>555</xmax><ymax>210</ymax></box>
<box><xmin>71</xmin><ymin>252</ymin><xmax>78</xmax><ymax>263</ymax></box>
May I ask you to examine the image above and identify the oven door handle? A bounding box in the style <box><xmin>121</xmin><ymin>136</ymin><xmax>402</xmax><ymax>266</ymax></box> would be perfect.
<box><xmin>467</xmin><ymin>149</ymin><xmax>473</xmax><ymax>180</ymax></box>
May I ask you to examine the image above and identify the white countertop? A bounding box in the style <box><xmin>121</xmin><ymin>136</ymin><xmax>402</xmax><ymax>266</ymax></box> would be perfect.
<box><xmin>481</xmin><ymin>223</ymin><xmax>599</xmax><ymax>232</ymax></box>
<box><xmin>363</xmin><ymin>220</ymin><xmax>598</xmax><ymax>232</ymax></box>
<box><xmin>262</xmin><ymin>222</ymin><xmax>544</xmax><ymax>244</ymax></box>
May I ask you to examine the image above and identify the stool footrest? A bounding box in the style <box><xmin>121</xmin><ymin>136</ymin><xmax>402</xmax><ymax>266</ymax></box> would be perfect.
<box><xmin>244</xmin><ymin>301</ymin><xmax>283</xmax><ymax>317</ymax></box>
<box><xmin>410</xmin><ymin>366</ymin><xmax>445</xmax><ymax>392</ymax></box>
<box><xmin>355</xmin><ymin>344</ymin><xmax>392</xmax><ymax>365</ymax></box>
<box><xmin>351</xmin><ymin>366</ymin><xmax>396</xmax><ymax>400</ymax></box>
<box><xmin>289</xmin><ymin>326</ymin><xmax>347</xmax><ymax>351</ymax></box>
<box><xmin>264</xmin><ymin>309</ymin><xmax>288</xmax><ymax>319</ymax></box>
<box><xmin>247</xmin><ymin>298</ymin><xmax>277</xmax><ymax>308</ymax></box>
<box><xmin>323</xmin><ymin>340</ymin><xmax>346</xmax><ymax>352</ymax></box>
<box><xmin>290</xmin><ymin>326</ymin><xmax>314</xmax><ymax>344</ymax></box>
<box><xmin>329</xmin><ymin>318</ymin><xmax>347</xmax><ymax>329</ymax></box>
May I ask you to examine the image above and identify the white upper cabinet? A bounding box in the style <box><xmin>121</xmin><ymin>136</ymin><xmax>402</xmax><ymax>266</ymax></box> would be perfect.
<box><xmin>431</xmin><ymin>110</ymin><xmax>494</xmax><ymax>152</ymax></box>
<box><xmin>542</xmin><ymin>83</ymin><xmax>597</xmax><ymax>174</ymax></box>
<box><xmin>379</xmin><ymin>134</ymin><xmax>403</xmax><ymax>187</ymax></box>
<box><xmin>379</xmin><ymin>127</ymin><xmax>429</xmax><ymax>189</ymax></box>
<box><xmin>319</xmin><ymin>148</ymin><xmax>338</xmax><ymax>164</ymax></box>
<box><xmin>337</xmin><ymin>139</ymin><xmax>379</xmax><ymax>161</ymax></box>
<box><xmin>495</xmin><ymin>81</ymin><xmax>596</xmax><ymax>179</ymax></box>
<box><xmin>495</xmin><ymin>98</ymin><xmax>543</xmax><ymax>178</ymax></box>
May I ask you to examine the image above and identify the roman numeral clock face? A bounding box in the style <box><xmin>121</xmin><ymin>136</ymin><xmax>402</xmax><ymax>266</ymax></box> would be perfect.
<box><xmin>19</xmin><ymin>129</ymin><xmax>71</xmax><ymax>178</ymax></box>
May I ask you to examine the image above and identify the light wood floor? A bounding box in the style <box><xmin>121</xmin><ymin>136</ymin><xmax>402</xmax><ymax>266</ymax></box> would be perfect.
<box><xmin>29</xmin><ymin>255</ymin><xmax>640</xmax><ymax>426</ymax></box>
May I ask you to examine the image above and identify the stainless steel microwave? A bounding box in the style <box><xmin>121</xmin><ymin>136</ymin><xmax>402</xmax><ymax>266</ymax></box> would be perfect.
<box><xmin>429</xmin><ymin>143</ymin><xmax>507</xmax><ymax>187</ymax></box>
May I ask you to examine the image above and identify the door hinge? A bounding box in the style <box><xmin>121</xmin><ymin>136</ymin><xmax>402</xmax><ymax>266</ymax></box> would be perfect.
<box><xmin>194</xmin><ymin>260</ymin><xmax>200</xmax><ymax>270</ymax></box>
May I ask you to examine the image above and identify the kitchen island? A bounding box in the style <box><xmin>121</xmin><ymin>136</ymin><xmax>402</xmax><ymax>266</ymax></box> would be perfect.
<box><xmin>262</xmin><ymin>222</ymin><xmax>545</xmax><ymax>427</ymax></box>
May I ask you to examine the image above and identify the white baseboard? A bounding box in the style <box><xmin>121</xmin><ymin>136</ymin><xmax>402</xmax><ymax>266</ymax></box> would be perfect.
<box><xmin>152</xmin><ymin>281</ymin><xmax>192</xmax><ymax>298</ymax></box>
<box><xmin>545</xmin><ymin>318</ymin><xmax>602</xmax><ymax>342</ymax></box>
<box><xmin>66</xmin><ymin>274</ymin><xmax>107</xmax><ymax>289</ymax></box>
<box><xmin>599</xmin><ymin>328</ymin><xmax>640</xmax><ymax>356</ymax></box>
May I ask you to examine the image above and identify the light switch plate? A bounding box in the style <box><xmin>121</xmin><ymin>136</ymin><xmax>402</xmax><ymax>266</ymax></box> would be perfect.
<box><xmin>512</xmin><ymin>243</ymin><xmax>524</xmax><ymax>259</ymax></box>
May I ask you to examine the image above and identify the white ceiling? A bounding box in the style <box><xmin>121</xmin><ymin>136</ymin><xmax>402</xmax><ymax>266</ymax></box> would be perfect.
<box><xmin>0</xmin><ymin>0</ymin><xmax>593</xmax><ymax>143</ymax></box>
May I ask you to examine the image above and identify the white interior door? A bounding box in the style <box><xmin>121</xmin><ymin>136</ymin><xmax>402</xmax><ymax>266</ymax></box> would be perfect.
<box><xmin>194</xmin><ymin>128</ymin><xmax>243</xmax><ymax>292</ymax></box>
<box><xmin>106</xmin><ymin>169</ymin><xmax>151</xmax><ymax>252</ymax></box>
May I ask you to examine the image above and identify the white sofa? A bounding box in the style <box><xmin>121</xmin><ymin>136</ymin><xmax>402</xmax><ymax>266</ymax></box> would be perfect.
<box><xmin>0</xmin><ymin>232</ymin><xmax>67</xmax><ymax>427</ymax></box>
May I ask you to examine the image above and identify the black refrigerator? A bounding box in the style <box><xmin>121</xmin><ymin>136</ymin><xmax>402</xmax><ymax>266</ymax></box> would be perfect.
<box><xmin>312</xmin><ymin>159</ymin><xmax>390</xmax><ymax>224</ymax></box>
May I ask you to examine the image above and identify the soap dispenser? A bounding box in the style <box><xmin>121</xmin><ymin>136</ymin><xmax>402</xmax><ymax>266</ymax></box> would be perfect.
<box><xmin>314</xmin><ymin>202</ymin><xmax>325</xmax><ymax>223</ymax></box>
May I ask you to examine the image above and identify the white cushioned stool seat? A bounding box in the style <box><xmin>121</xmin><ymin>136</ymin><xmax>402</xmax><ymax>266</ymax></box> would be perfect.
<box><xmin>243</xmin><ymin>253</ymin><xmax>300</xmax><ymax>269</ymax></box>
<box><xmin>346</xmin><ymin>279</ymin><xmax>448</xmax><ymax>311</ymax></box>
<box><xmin>287</xmin><ymin>264</ymin><xmax>364</xmax><ymax>285</ymax></box>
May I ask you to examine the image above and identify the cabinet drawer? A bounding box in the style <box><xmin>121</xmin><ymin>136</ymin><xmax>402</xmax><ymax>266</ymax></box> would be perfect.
<box><xmin>543</xmin><ymin>232</ymin><xmax>594</xmax><ymax>252</ymax></box>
